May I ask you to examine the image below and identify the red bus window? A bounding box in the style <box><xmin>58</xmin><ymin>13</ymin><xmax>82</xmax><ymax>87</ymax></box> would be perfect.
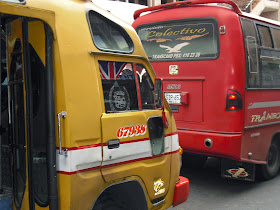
<box><xmin>271</xmin><ymin>28</ymin><xmax>280</xmax><ymax>49</ymax></box>
<box><xmin>257</xmin><ymin>25</ymin><xmax>273</xmax><ymax>48</ymax></box>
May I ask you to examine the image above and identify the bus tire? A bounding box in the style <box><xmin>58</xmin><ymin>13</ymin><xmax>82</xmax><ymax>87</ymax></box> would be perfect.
<box><xmin>93</xmin><ymin>191</ymin><xmax>128</xmax><ymax>210</ymax></box>
<box><xmin>259</xmin><ymin>141</ymin><xmax>280</xmax><ymax>181</ymax></box>
<box><xmin>182</xmin><ymin>153</ymin><xmax>207</xmax><ymax>169</ymax></box>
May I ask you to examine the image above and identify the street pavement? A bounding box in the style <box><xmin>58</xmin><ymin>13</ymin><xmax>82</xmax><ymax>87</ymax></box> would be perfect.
<box><xmin>174</xmin><ymin>157</ymin><xmax>280</xmax><ymax>210</ymax></box>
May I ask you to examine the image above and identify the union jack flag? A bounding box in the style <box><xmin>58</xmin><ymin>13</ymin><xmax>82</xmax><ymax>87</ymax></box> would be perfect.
<box><xmin>99</xmin><ymin>61</ymin><xmax>127</xmax><ymax>80</ymax></box>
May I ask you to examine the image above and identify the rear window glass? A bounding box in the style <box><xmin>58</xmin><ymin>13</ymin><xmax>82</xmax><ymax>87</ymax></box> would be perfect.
<box><xmin>257</xmin><ymin>25</ymin><xmax>273</xmax><ymax>48</ymax></box>
<box><xmin>136</xmin><ymin>19</ymin><xmax>219</xmax><ymax>61</ymax></box>
<box><xmin>88</xmin><ymin>11</ymin><xmax>133</xmax><ymax>53</ymax></box>
<box><xmin>99</xmin><ymin>61</ymin><xmax>155</xmax><ymax>113</ymax></box>
<box><xmin>271</xmin><ymin>28</ymin><xmax>280</xmax><ymax>49</ymax></box>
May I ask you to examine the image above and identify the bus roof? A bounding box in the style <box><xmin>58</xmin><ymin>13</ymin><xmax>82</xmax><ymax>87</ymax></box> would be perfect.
<box><xmin>91</xmin><ymin>0</ymin><xmax>147</xmax><ymax>25</ymax></box>
<box><xmin>133</xmin><ymin>0</ymin><xmax>280</xmax><ymax>27</ymax></box>
<box><xmin>133</xmin><ymin>0</ymin><xmax>242</xmax><ymax>19</ymax></box>
<box><xmin>241</xmin><ymin>12</ymin><xmax>280</xmax><ymax>27</ymax></box>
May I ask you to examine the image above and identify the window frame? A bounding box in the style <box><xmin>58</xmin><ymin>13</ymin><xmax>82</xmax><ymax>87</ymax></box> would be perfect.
<box><xmin>135</xmin><ymin>17</ymin><xmax>220</xmax><ymax>62</ymax></box>
<box><xmin>256</xmin><ymin>24</ymin><xmax>273</xmax><ymax>48</ymax></box>
<box><xmin>0</xmin><ymin>0</ymin><xmax>26</xmax><ymax>4</ymax></box>
<box><xmin>271</xmin><ymin>27</ymin><xmax>280</xmax><ymax>49</ymax></box>
<box><xmin>97</xmin><ymin>57</ymin><xmax>155</xmax><ymax>114</ymax></box>
<box><xmin>86</xmin><ymin>10</ymin><xmax>134</xmax><ymax>54</ymax></box>
<box><xmin>241</xmin><ymin>17</ymin><xmax>280</xmax><ymax>90</ymax></box>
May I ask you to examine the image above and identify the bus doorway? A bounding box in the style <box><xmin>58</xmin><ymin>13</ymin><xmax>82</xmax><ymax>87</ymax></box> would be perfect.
<box><xmin>0</xmin><ymin>15</ymin><xmax>55</xmax><ymax>209</ymax></box>
<box><xmin>0</xmin><ymin>16</ymin><xmax>12</xmax><ymax>209</ymax></box>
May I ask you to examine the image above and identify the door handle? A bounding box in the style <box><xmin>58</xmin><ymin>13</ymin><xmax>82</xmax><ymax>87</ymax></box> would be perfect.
<box><xmin>107</xmin><ymin>139</ymin><xmax>120</xmax><ymax>149</ymax></box>
<box><xmin>57</xmin><ymin>111</ymin><xmax>67</xmax><ymax>156</ymax></box>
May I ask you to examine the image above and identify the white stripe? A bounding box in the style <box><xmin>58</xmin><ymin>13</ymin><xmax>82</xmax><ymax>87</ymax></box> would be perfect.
<box><xmin>171</xmin><ymin>134</ymin><xmax>180</xmax><ymax>151</ymax></box>
<box><xmin>56</xmin><ymin>147</ymin><xmax>102</xmax><ymax>172</ymax></box>
<box><xmin>57</xmin><ymin>134</ymin><xmax>179</xmax><ymax>173</ymax></box>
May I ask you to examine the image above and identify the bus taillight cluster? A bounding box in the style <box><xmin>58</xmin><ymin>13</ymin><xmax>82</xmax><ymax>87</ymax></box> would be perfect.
<box><xmin>226</xmin><ymin>89</ymin><xmax>243</xmax><ymax>111</ymax></box>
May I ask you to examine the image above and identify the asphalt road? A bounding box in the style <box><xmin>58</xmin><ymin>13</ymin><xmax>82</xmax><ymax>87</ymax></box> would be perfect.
<box><xmin>173</xmin><ymin>157</ymin><xmax>280</xmax><ymax>210</ymax></box>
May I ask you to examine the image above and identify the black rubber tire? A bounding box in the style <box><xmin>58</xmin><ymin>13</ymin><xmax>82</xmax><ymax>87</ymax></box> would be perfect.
<box><xmin>182</xmin><ymin>153</ymin><xmax>208</xmax><ymax>169</ymax></box>
<box><xmin>93</xmin><ymin>191</ymin><xmax>130</xmax><ymax>210</ymax></box>
<box><xmin>258</xmin><ymin>141</ymin><xmax>280</xmax><ymax>181</ymax></box>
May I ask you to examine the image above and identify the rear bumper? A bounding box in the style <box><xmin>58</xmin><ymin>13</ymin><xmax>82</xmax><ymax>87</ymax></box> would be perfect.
<box><xmin>173</xmin><ymin>176</ymin><xmax>189</xmax><ymax>207</ymax></box>
<box><xmin>178</xmin><ymin>129</ymin><xmax>243</xmax><ymax>161</ymax></box>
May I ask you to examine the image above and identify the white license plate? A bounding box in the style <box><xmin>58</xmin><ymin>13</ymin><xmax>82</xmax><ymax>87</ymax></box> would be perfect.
<box><xmin>164</xmin><ymin>92</ymin><xmax>181</xmax><ymax>104</ymax></box>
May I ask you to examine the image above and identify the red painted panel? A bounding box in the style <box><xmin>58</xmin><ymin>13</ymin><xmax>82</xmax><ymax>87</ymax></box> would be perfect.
<box><xmin>163</xmin><ymin>79</ymin><xmax>203</xmax><ymax>122</ymax></box>
<box><xmin>178</xmin><ymin>129</ymin><xmax>242</xmax><ymax>161</ymax></box>
<box><xmin>244</xmin><ymin>90</ymin><xmax>280</xmax><ymax>128</ymax></box>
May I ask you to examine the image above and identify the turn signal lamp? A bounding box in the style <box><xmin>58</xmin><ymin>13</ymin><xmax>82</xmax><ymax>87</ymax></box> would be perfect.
<box><xmin>179</xmin><ymin>147</ymin><xmax>183</xmax><ymax>155</ymax></box>
<box><xmin>226</xmin><ymin>89</ymin><xmax>243</xmax><ymax>111</ymax></box>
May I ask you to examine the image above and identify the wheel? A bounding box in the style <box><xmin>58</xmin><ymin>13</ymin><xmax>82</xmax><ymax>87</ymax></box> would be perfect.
<box><xmin>93</xmin><ymin>191</ymin><xmax>129</xmax><ymax>210</ymax></box>
<box><xmin>258</xmin><ymin>141</ymin><xmax>280</xmax><ymax>181</ymax></box>
<box><xmin>182</xmin><ymin>153</ymin><xmax>208</xmax><ymax>169</ymax></box>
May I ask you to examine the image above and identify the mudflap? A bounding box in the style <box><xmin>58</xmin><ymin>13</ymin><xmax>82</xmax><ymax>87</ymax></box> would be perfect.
<box><xmin>221</xmin><ymin>159</ymin><xmax>255</xmax><ymax>182</ymax></box>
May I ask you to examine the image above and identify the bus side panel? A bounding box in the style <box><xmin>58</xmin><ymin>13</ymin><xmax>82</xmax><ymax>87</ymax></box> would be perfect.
<box><xmin>242</xmin><ymin>90</ymin><xmax>280</xmax><ymax>162</ymax></box>
<box><xmin>244</xmin><ymin>90</ymin><xmax>280</xmax><ymax>127</ymax></box>
<box><xmin>241</xmin><ymin>127</ymin><xmax>277</xmax><ymax>163</ymax></box>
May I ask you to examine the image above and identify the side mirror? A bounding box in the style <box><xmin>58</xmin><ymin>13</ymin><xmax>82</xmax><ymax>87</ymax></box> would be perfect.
<box><xmin>154</xmin><ymin>78</ymin><xmax>163</xmax><ymax>110</ymax></box>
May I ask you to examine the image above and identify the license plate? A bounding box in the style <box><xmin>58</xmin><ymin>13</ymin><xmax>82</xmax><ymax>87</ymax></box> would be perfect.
<box><xmin>164</xmin><ymin>92</ymin><xmax>181</xmax><ymax>104</ymax></box>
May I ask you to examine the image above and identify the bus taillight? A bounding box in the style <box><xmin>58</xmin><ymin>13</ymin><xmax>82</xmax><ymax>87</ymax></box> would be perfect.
<box><xmin>226</xmin><ymin>89</ymin><xmax>243</xmax><ymax>111</ymax></box>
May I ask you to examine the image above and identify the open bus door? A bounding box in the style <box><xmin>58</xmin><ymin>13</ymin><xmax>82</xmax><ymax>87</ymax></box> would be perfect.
<box><xmin>4</xmin><ymin>17</ymin><xmax>56</xmax><ymax>209</ymax></box>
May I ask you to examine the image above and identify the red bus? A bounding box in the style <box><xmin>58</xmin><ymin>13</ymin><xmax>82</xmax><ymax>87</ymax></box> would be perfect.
<box><xmin>133</xmin><ymin>0</ymin><xmax>280</xmax><ymax>181</ymax></box>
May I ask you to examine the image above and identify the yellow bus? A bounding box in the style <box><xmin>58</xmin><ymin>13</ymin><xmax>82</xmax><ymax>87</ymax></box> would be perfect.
<box><xmin>0</xmin><ymin>0</ymin><xmax>189</xmax><ymax>209</ymax></box>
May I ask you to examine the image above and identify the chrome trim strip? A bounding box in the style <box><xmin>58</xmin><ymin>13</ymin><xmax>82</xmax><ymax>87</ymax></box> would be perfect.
<box><xmin>260</xmin><ymin>55</ymin><xmax>280</xmax><ymax>60</ymax></box>
<box><xmin>248</xmin><ymin>101</ymin><xmax>280</xmax><ymax>109</ymax></box>
<box><xmin>245</xmin><ymin>121</ymin><xmax>280</xmax><ymax>130</ymax></box>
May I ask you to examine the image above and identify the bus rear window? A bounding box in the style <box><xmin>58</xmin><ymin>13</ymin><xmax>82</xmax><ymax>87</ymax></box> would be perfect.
<box><xmin>136</xmin><ymin>19</ymin><xmax>219</xmax><ymax>61</ymax></box>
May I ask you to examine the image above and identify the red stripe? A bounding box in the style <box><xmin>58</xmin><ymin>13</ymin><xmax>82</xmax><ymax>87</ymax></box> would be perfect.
<box><xmin>166</xmin><ymin>132</ymin><xmax>178</xmax><ymax>137</ymax></box>
<box><xmin>109</xmin><ymin>62</ymin><xmax>115</xmax><ymax>80</ymax></box>
<box><xmin>102</xmin><ymin>150</ymin><xmax>179</xmax><ymax>169</ymax></box>
<box><xmin>56</xmin><ymin>143</ymin><xmax>103</xmax><ymax>151</ymax></box>
<box><xmin>57</xmin><ymin>149</ymin><xmax>179</xmax><ymax>175</ymax></box>
<box><xmin>100</xmin><ymin>71</ymin><xmax>106</xmax><ymax>79</ymax></box>
<box><xmin>116</xmin><ymin>63</ymin><xmax>126</xmax><ymax>79</ymax></box>
<box><xmin>57</xmin><ymin>165</ymin><xmax>100</xmax><ymax>175</ymax></box>
<box><xmin>56</xmin><ymin>132</ymin><xmax>177</xmax><ymax>150</ymax></box>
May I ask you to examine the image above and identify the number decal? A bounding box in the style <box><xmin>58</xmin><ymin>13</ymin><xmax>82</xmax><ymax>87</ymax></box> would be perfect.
<box><xmin>116</xmin><ymin>125</ymin><xmax>147</xmax><ymax>139</ymax></box>
<box><xmin>117</xmin><ymin>127</ymin><xmax>124</xmax><ymax>138</ymax></box>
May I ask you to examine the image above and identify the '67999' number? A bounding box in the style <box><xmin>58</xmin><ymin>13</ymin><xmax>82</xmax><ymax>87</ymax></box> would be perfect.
<box><xmin>117</xmin><ymin>125</ymin><xmax>147</xmax><ymax>139</ymax></box>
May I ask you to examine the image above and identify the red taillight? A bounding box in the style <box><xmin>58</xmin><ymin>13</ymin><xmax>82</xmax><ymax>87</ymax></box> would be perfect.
<box><xmin>226</xmin><ymin>89</ymin><xmax>243</xmax><ymax>111</ymax></box>
<box><xmin>228</xmin><ymin>95</ymin><xmax>237</xmax><ymax>100</ymax></box>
